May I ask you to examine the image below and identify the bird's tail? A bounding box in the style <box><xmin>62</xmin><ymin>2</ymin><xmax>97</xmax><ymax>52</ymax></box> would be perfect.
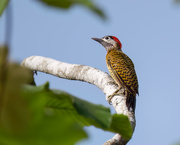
<box><xmin>126</xmin><ymin>92</ymin><xmax>136</xmax><ymax>112</ymax></box>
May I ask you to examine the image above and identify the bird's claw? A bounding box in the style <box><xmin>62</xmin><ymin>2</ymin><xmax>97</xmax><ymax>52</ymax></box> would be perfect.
<box><xmin>107</xmin><ymin>87</ymin><xmax>124</xmax><ymax>104</ymax></box>
<box><xmin>34</xmin><ymin>70</ymin><xmax>38</xmax><ymax>75</ymax></box>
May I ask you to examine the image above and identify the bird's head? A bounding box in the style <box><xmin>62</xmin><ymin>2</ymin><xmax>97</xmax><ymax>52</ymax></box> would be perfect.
<box><xmin>92</xmin><ymin>35</ymin><xmax>122</xmax><ymax>51</ymax></box>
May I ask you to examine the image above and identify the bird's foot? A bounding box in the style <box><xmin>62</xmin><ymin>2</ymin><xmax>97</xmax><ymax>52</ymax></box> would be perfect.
<box><xmin>107</xmin><ymin>87</ymin><xmax>124</xmax><ymax>104</ymax></box>
<box><xmin>33</xmin><ymin>70</ymin><xmax>38</xmax><ymax>75</ymax></box>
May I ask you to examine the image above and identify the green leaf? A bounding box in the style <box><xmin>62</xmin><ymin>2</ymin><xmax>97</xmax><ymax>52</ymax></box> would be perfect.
<box><xmin>110</xmin><ymin>114</ymin><xmax>133</xmax><ymax>140</ymax></box>
<box><xmin>22</xmin><ymin>83</ymin><xmax>87</xmax><ymax>145</ymax></box>
<box><xmin>0</xmin><ymin>47</ymin><xmax>87</xmax><ymax>145</ymax></box>
<box><xmin>72</xmin><ymin>97</ymin><xmax>132</xmax><ymax>140</ymax></box>
<box><xmin>0</xmin><ymin>83</ymin><xmax>87</xmax><ymax>145</ymax></box>
<box><xmin>0</xmin><ymin>0</ymin><xmax>9</xmax><ymax>16</ymax></box>
<box><xmin>25</xmin><ymin>84</ymin><xmax>132</xmax><ymax>140</ymax></box>
<box><xmin>38</xmin><ymin>0</ymin><xmax>106</xmax><ymax>19</ymax></box>
<box><xmin>48</xmin><ymin>88</ymin><xmax>133</xmax><ymax>140</ymax></box>
<box><xmin>0</xmin><ymin>46</ymin><xmax>33</xmax><ymax>133</ymax></box>
<box><xmin>73</xmin><ymin>97</ymin><xmax>111</xmax><ymax>128</ymax></box>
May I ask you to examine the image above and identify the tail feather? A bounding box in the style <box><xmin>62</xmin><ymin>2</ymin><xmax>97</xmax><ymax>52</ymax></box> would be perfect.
<box><xmin>126</xmin><ymin>92</ymin><xmax>136</xmax><ymax>112</ymax></box>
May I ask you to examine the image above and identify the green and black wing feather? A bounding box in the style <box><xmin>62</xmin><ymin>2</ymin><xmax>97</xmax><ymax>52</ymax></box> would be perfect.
<box><xmin>106</xmin><ymin>49</ymin><xmax>139</xmax><ymax>111</ymax></box>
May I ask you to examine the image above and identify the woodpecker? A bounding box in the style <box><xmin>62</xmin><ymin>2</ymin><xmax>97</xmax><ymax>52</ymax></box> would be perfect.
<box><xmin>92</xmin><ymin>35</ymin><xmax>139</xmax><ymax>111</ymax></box>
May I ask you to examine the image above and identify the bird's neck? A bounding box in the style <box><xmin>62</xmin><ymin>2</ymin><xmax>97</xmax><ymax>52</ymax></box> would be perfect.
<box><xmin>107</xmin><ymin>48</ymin><xmax>122</xmax><ymax>53</ymax></box>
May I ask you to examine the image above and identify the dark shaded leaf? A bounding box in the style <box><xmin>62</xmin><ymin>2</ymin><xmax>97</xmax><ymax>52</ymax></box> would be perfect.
<box><xmin>174</xmin><ymin>0</ymin><xmax>180</xmax><ymax>3</ymax></box>
<box><xmin>38</xmin><ymin>0</ymin><xmax>106</xmax><ymax>19</ymax></box>
<box><xmin>73</xmin><ymin>97</ymin><xmax>111</xmax><ymax>128</ymax></box>
<box><xmin>0</xmin><ymin>46</ymin><xmax>33</xmax><ymax>133</ymax></box>
<box><xmin>48</xmin><ymin>88</ymin><xmax>133</xmax><ymax>139</ymax></box>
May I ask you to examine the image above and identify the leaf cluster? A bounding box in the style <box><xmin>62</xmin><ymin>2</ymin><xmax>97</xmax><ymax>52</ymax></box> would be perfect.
<box><xmin>0</xmin><ymin>0</ymin><xmax>105</xmax><ymax>19</ymax></box>
<box><xmin>0</xmin><ymin>46</ymin><xmax>132</xmax><ymax>145</ymax></box>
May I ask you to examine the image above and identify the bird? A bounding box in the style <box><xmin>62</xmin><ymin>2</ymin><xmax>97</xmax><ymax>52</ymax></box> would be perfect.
<box><xmin>92</xmin><ymin>35</ymin><xmax>139</xmax><ymax>112</ymax></box>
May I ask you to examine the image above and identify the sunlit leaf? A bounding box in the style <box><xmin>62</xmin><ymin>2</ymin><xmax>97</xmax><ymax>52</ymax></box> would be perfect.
<box><xmin>0</xmin><ymin>82</ymin><xmax>87</xmax><ymax>145</ymax></box>
<box><xmin>110</xmin><ymin>114</ymin><xmax>133</xmax><ymax>140</ymax></box>
<box><xmin>22</xmin><ymin>83</ymin><xmax>87</xmax><ymax>145</ymax></box>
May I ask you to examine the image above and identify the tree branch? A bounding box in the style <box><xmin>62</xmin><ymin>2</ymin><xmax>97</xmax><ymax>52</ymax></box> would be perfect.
<box><xmin>21</xmin><ymin>56</ymin><xmax>135</xmax><ymax>145</ymax></box>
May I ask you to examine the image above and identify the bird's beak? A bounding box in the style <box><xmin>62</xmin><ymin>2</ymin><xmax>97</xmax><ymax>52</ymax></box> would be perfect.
<box><xmin>91</xmin><ymin>37</ymin><xmax>103</xmax><ymax>44</ymax></box>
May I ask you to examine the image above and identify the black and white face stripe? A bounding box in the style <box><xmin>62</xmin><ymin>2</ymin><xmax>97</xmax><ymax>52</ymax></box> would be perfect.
<box><xmin>102</xmin><ymin>36</ymin><xmax>116</xmax><ymax>48</ymax></box>
<box><xmin>92</xmin><ymin>35</ymin><xmax>121</xmax><ymax>51</ymax></box>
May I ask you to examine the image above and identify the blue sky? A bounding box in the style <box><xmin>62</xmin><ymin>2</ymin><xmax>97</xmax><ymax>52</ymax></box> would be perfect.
<box><xmin>1</xmin><ymin>0</ymin><xmax>180</xmax><ymax>145</ymax></box>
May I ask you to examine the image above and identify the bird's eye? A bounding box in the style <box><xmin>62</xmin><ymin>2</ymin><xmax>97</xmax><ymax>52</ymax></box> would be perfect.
<box><xmin>105</xmin><ymin>36</ymin><xmax>110</xmax><ymax>40</ymax></box>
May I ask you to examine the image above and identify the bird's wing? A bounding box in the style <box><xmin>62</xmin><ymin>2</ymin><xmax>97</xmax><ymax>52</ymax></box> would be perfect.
<box><xmin>106</xmin><ymin>50</ymin><xmax>139</xmax><ymax>95</ymax></box>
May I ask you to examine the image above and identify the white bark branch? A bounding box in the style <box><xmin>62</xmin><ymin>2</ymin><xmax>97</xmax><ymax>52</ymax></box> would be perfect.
<box><xmin>21</xmin><ymin>56</ymin><xmax>135</xmax><ymax>145</ymax></box>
